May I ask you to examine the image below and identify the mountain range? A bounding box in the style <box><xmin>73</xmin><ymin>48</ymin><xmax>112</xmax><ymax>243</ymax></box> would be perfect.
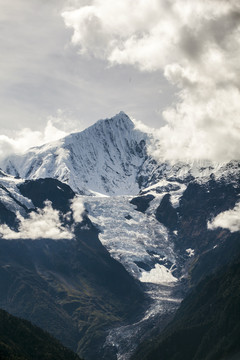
<box><xmin>0</xmin><ymin>112</ymin><xmax>239</xmax><ymax>360</ymax></box>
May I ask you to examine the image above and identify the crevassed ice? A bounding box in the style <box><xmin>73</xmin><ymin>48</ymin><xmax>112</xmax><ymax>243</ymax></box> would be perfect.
<box><xmin>85</xmin><ymin>195</ymin><xmax>177</xmax><ymax>284</ymax></box>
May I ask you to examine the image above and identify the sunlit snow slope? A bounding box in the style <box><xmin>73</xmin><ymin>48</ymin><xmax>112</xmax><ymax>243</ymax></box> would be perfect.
<box><xmin>2</xmin><ymin>112</ymin><xmax>147</xmax><ymax>196</ymax></box>
<box><xmin>0</xmin><ymin>170</ymin><xmax>33</xmax><ymax>216</ymax></box>
<box><xmin>2</xmin><ymin>112</ymin><xmax>239</xmax><ymax>197</ymax></box>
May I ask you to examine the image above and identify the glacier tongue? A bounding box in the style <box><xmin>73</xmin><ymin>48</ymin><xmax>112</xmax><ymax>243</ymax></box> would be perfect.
<box><xmin>85</xmin><ymin>194</ymin><xmax>181</xmax><ymax>360</ymax></box>
<box><xmin>85</xmin><ymin>195</ymin><xmax>177</xmax><ymax>283</ymax></box>
<box><xmin>103</xmin><ymin>282</ymin><xmax>181</xmax><ymax>360</ymax></box>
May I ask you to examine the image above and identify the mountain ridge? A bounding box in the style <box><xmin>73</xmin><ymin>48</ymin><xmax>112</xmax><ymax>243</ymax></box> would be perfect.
<box><xmin>2</xmin><ymin>112</ymin><xmax>148</xmax><ymax>196</ymax></box>
<box><xmin>1</xmin><ymin>112</ymin><xmax>239</xmax><ymax>197</ymax></box>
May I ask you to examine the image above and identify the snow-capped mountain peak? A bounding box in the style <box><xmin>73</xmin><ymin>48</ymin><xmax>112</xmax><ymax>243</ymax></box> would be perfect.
<box><xmin>1</xmin><ymin>112</ymin><xmax>239</xmax><ymax>196</ymax></box>
<box><xmin>2</xmin><ymin>112</ymin><xmax>148</xmax><ymax>196</ymax></box>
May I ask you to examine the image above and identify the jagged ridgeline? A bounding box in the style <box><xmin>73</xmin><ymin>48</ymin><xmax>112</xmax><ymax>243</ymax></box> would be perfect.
<box><xmin>2</xmin><ymin>112</ymin><xmax>238</xmax><ymax>197</ymax></box>
<box><xmin>1</xmin><ymin>112</ymin><xmax>148</xmax><ymax>196</ymax></box>
<box><xmin>0</xmin><ymin>112</ymin><xmax>239</xmax><ymax>360</ymax></box>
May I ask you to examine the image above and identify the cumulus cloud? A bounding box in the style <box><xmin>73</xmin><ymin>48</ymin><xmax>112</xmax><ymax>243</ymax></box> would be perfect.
<box><xmin>208</xmin><ymin>202</ymin><xmax>240</xmax><ymax>233</ymax></box>
<box><xmin>0</xmin><ymin>196</ymin><xmax>86</xmax><ymax>240</ymax></box>
<box><xmin>70</xmin><ymin>196</ymin><xmax>85</xmax><ymax>223</ymax></box>
<box><xmin>0</xmin><ymin>110</ymin><xmax>78</xmax><ymax>160</ymax></box>
<box><xmin>62</xmin><ymin>0</ymin><xmax>240</xmax><ymax>161</ymax></box>
<box><xmin>0</xmin><ymin>200</ymin><xmax>72</xmax><ymax>240</ymax></box>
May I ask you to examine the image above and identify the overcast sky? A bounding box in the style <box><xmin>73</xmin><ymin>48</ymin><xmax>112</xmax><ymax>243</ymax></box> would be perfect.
<box><xmin>0</xmin><ymin>1</ymin><xmax>172</xmax><ymax>131</ymax></box>
<box><xmin>0</xmin><ymin>0</ymin><xmax>240</xmax><ymax>161</ymax></box>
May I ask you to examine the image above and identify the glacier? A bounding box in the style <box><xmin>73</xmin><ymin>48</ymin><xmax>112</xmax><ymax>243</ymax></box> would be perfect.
<box><xmin>85</xmin><ymin>193</ymin><xmax>182</xmax><ymax>359</ymax></box>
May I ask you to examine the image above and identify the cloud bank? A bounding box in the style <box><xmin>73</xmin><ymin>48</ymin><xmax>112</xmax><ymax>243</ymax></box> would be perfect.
<box><xmin>0</xmin><ymin>200</ymin><xmax>72</xmax><ymax>240</ymax></box>
<box><xmin>208</xmin><ymin>202</ymin><xmax>240</xmax><ymax>233</ymax></box>
<box><xmin>0</xmin><ymin>197</ymin><xmax>85</xmax><ymax>240</ymax></box>
<box><xmin>62</xmin><ymin>0</ymin><xmax>240</xmax><ymax>161</ymax></box>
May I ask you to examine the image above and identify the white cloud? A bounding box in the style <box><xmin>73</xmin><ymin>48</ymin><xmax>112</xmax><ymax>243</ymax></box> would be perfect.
<box><xmin>0</xmin><ymin>196</ymin><xmax>86</xmax><ymax>240</ymax></box>
<box><xmin>70</xmin><ymin>196</ymin><xmax>85</xmax><ymax>223</ymax></box>
<box><xmin>132</xmin><ymin>117</ymin><xmax>155</xmax><ymax>134</ymax></box>
<box><xmin>0</xmin><ymin>200</ymin><xmax>72</xmax><ymax>240</ymax></box>
<box><xmin>208</xmin><ymin>202</ymin><xmax>240</xmax><ymax>233</ymax></box>
<box><xmin>62</xmin><ymin>0</ymin><xmax>240</xmax><ymax>161</ymax></box>
<box><xmin>0</xmin><ymin>110</ymin><xmax>78</xmax><ymax>160</ymax></box>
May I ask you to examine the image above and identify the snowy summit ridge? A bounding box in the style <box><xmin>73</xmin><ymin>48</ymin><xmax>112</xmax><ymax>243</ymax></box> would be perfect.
<box><xmin>1</xmin><ymin>111</ymin><xmax>239</xmax><ymax>196</ymax></box>
<box><xmin>2</xmin><ymin>112</ymin><xmax>148</xmax><ymax>196</ymax></box>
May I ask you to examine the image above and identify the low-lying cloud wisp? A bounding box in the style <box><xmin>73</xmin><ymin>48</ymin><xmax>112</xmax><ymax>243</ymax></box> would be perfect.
<box><xmin>71</xmin><ymin>196</ymin><xmax>85</xmax><ymax>223</ymax></box>
<box><xmin>0</xmin><ymin>197</ymin><xmax>85</xmax><ymax>240</ymax></box>
<box><xmin>208</xmin><ymin>202</ymin><xmax>240</xmax><ymax>233</ymax></box>
<box><xmin>0</xmin><ymin>200</ymin><xmax>72</xmax><ymax>240</ymax></box>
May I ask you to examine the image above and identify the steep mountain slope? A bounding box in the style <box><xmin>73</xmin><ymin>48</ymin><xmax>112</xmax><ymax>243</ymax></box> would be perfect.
<box><xmin>132</xmin><ymin>258</ymin><xmax>240</xmax><ymax>360</ymax></box>
<box><xmin>0</xmin><ymin>309</ymin><xmax>82</xmax><ymax>360</ymax></box>
<box><xmin>141</xmin><ymin>159</ymin><xmax>240</xmax><ymax>189</ymax></box>
<box><xmin>2</xmin><ymin>112</ymin><xmax>147</xmax><ymax>196</ymax></box>
<box><xmin>143</xmin><ymin>178</ymin><xmax>240</xmax><ymax>282</ymax></box>
<box><xmin>0</xmin><ymin>171</ymin><xmax>33</xmax><ymax>220</ymax></box>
